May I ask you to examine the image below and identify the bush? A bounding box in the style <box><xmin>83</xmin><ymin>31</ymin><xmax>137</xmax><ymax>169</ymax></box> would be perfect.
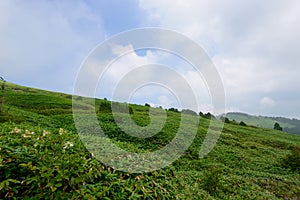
<box><xmin>283</xmin><ymin>146</ymin><xmax>300</xmax><ymax>171</ymax></box>
<box><xmin>274</xmin><ymin>122</ymin><xmax>283</xmax><ymax>131</ymax></box>
<box><xmin>239</xmin><ymin>121</ymin><xmax>247</xmax><ymax>126</ymax></box>
<box><xmin>202</xmin><ymin>165</ymin><xmax>223</xmax><ymax>195</ymax></box>
<box><xmin>99</xmin><ymin>101</ymin><xmax>112</xmax><ymax>113</ymax></box>
<box><xmin>220</xmin><ymin>116</ymin><xmax>230</xmax><ymax>123</ymax></box>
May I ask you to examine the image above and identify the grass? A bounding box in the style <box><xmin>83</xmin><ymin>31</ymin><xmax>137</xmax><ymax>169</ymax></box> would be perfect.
<box><xmin>225</xmin><ymin>112</ymin><xmax>296</xmax><ymax>130</ymax></box>
<box><xmin>0</xmin><ymin>82</ymin><xmax>300</xmax><ymax>199</ymax></box>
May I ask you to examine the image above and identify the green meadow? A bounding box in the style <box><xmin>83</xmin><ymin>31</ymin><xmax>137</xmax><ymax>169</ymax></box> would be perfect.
<box><xmin>1</xmin><ymin>82</ymin><xmax>300</xmax><ymax>199</ymax></box>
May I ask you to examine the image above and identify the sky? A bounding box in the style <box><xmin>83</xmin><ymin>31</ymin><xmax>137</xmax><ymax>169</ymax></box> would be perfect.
<box><xmin>0</xmin><ymin>0</ymin><xmax>300</xmax><ymax>119</ymax></box>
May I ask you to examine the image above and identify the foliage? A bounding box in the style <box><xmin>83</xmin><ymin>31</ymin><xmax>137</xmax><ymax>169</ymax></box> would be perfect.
<box><xmin>202</xmin><ymin>165</ymin><xmax>223</xmax><ymax>195</ymax></box>
<box><xmin>203</xmin><ymin>112</ymin><xmax>216</xmax><ymax>120</ymax></box>
<box><xmin>168</xmin><ymin>107</ymin><xmax>180</xmax><ymax>113</ymax></box>
<box><xmin>239</xmin><ymin>121</ymin><xmax>247</xmax><ymax>126</ymax></box>
<box><xmin>226</xmin><ymin>112</ymin><xmax>300</xmax><ymax>135</ymax></box>
<box><xmin>181</xmin><ymin>109</ymin><xmax>197</xmax><ymax>116</ymax></box>
<box><xmin>99</xmin><ymin>101</ymin><xmax>133</xmax><ymax>114</ymax></box>
<box><xmin>274</xmin><ymin>122</ymin><xmax>283</xmax><ymax>131</ymax></box>
<box><xmin>1</xmin><ymin>82</ymin><xmax>300</xmax><ymax>199</ymax></box>
<box><xmin>144</xmin><ymin>103</ymin><xmax>150</xmax><ymax>107</ymax></box>
<box><xmin>282</xmin><ymin>146</ymin><xmax>300</xmax><ymax>171</ymax></box>
<box><xmin>220</xmin><ymin>116</ymin><xmax>230</xmax><ymax>123</ymax></box>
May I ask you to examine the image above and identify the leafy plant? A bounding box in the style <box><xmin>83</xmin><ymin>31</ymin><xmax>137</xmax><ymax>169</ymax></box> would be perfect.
<box><xmin>1</xmin><ymin>82</ymin><xmax>300</xmax><ymax>199</ymax></box>
<box><xmin>239</xmin><ymin>121</ymin><xmax>247</xmax><ymax>126</ymax></box>
<box><xmin>282</xmin><ymin>146</ymin><xmax>300</xmax><ymax>171</ymax></box>
<box><xmin>202</xmin><ymin>165</ymin><xmax>223</xmax><ymax>195</ymax></box>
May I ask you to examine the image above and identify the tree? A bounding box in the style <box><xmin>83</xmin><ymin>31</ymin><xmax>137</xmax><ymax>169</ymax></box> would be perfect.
<box><xmin>145</xmin><ymin>103</ymin><xmax>151</xmax><ymax>107</ymax></box>
<box><xmin>168</xmin><ymin>107</ymin><xmax>180</xmax><ymax>113</ymax></box>
<box><xmin>220</xmin><ymin>116</ymin><xmax>230</xmax><ymax>123</ymax></box>
<box><xmin>274</xmin><ymin>122</ymin><xmax>283</xmax><ymax>131</ymax></box>
<box><xmin>181</xmin><ymin>109</ymin><xmax>197</xmax><ymax>116</ymax></box>
<box><xmin>203</xmin><ymin>112</ymin><xmax>215</xmax><ymax>120</ymax></box>
<box><xmin>199</xmin><ymin>112</ymin><xmax>204</xmax><ymax>118</ymax></box>
<box><xmin>239</xmin><ymin>121</ymin><xmax>247</xmax><ymax>126</ymax></box>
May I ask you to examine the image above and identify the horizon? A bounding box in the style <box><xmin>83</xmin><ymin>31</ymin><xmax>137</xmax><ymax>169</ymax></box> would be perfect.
<box><xmin>1</xmin><ymin>1</ymin><xmax>300</xmax><ymax>119</ymax></box>
<box><xmin>5</xmin><ymin>80</ymin><xmax>300</xmax><ymax>121</ymax></box>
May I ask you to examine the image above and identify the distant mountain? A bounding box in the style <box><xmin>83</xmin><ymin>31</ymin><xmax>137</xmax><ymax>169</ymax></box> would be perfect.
<box><xmin>224</xmin><ymin>112</ymin><xmax>300</xmax><ymax>135</ymax></box>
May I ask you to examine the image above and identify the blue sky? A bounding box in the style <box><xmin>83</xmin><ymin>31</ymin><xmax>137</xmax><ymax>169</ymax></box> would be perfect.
<box><xmin>1</xmin><ymin>0</ymin><xmax>300</xmax><ymax>119</ymax></box>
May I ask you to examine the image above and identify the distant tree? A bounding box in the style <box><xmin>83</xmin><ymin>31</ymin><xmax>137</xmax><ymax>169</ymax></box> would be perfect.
<box><xmin>239</xmin><ymin>121</ymin><xmax>247</xmax><ymax>126</ymax></box>
<box><xmin>181</xmin><ymin>109</ymin><xmax>197</xmax><ymax>116</ymax></box>
<box><xmin>203</xmin><ymin>112</ymin><xmax>215</xmax><ymax>120</ymax></box>
<box><xmin>220</xmin><ymin>116</ymin><xmax>230</xmax><ymax>123</ymax></box>
<box><xmin>274</xmin><ymin>122</ymin><xmax>283</xmax><ymax>131</ymax></box>
<box><xmin>168</xmin><ymin>107</ymin><xmax>180</xmax><ymax>113</ymax></box>
<box><xmin>145</xmin><ymin>103</ymin><xmax>151</xmax><ymax>107</ymax></box>
<box><xmin>199</xmin><ymin>112</ymin><xmax>204</xmax><ymax>118</ymax></box>
<box><xmin>224</xmin><ymin>117</ymin><xmax>230</xmax><ymax>123</ymax></box>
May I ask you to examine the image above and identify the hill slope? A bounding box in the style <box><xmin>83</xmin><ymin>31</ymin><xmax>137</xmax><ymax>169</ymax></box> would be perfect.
<box><xmin>0</xmin><ymin>82</ymin><xmax>300</xmax><ymax>199</ymax></box>
<box><xmin>225</xmin><ymin>112</ymin><xmax>300</xmax><ymax>135</ymax></box>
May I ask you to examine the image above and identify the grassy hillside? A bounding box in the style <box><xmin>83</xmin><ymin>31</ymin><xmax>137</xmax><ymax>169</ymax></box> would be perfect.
<box><xmin>1</xmin><ymin>83</ymin><xmax>300</xmax><ymax>199</ymax></box>
<box><xmin>225</xmin><ymin>112</ymin><xmax>300</xmax><ymax>135</ymax></box>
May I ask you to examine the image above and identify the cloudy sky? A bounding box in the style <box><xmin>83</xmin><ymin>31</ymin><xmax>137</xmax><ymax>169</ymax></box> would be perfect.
<box><xmin>1</xmin><ymin>0</ymin><xmax>300</xmax><ymax>119</ymax></box>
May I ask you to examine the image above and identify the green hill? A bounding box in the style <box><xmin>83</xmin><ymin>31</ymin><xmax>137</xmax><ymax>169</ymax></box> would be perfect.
<box><xmin>225</xmin><ymin>112</ymin><xmax>300</xmax><ymax>135</ymax></box>
<box><xmin>1</xmin><ymin>82</ymin><xmax>300</xmax><ymax>199</ymax></box>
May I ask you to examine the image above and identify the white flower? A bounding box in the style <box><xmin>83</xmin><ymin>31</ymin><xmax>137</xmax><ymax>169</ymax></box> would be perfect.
<box><xmin>25</xmin><ymin>130</ymin><xmax>34</xmax><ymax>135</ymax></box>
<box><xmin>59</xmin><ymin>128</ymin><xmax>64</xmax><ymax>135</ymax></box>
<box><xmin>63</xmin><ymin>141</ymin><xmax>74</xmax><ymax>149</ymax></box>
<box><xmin>22</xmin><ymin>134</ymin><xmax>31</xmax><ymax>138</ymax></box>
<box><xmin>12</xmin><ymin>127</ymin><xmax>22</xmax><ymax>133</ymax></box>
<box><xmin>21</xmin><ymin>129</ymin><xmax>34</xmax><ymax>138</ymax></box>
<box><xmin>43</xmin><ymin>130</ymin><xmax>50</xmax><ymax>137</ymax></box>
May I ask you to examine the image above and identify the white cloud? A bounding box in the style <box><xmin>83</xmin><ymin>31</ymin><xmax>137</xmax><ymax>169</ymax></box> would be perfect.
<box><xmin>260</xmin><ymin>97</ymin><xmax>276</xmax><ymax>108</ymax></box>
<box><xmin>158</xmin><ymin>95</ymin><xmax>173</xmax><ymax>108</ymax></box>
<box><xmin>0</xmin><ymin>1</ymin><xmax>104</xmax><ymax>92</ymax></box>
<box><xmin>139</xmin><ymin>0</ymin><xmax>300</xmax><ymax>118</ymax></box>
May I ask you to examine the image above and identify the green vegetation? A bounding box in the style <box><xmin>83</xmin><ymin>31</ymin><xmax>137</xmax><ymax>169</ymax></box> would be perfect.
<box><xmin>225</xmin><ymin>112</ymin><xmax>300</xmax><ymax>135</ymax></box>
<box><xmin>274</xmin><ymin>122</ymin><xmax>283</xmax><ymax>131</ymax></box>
<box><xmin>239</xmin><ymin>121</ymin><xmax>247</xmax><ymax>127</ymax></box>
<box><xmin>1</xmin><ymin>83</ymin><xmax>300</xmax><ymax>199</ymax></box>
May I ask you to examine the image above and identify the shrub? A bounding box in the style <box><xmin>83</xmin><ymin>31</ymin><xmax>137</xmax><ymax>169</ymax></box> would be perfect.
<box><xmin>239</xmin><ymin>121</ymin><xmax>247</xmax><ymax>126</ymax></box>
<box><xmin>274</xmin><ymin>122</ymin><xmax>283</xmax><ymax>131</ymax></box>
<box><xmin>202</xmin><ymin>165</ymin><xmax>223</xmax><ymax>195</ymax></box>
<box><xmin>220</xmin><ymin>116</ymin><xmax>230</xmax><ymax>123</ymax></box>
<box><xmin>282</xmin><ymin>146</ymin><xmax>300</xmax><ymax>171</ymax></box>
<box><xmin>99</xmin><ymin>101</ymin><xmax>112</xmax><ymax>113</ymax></box>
